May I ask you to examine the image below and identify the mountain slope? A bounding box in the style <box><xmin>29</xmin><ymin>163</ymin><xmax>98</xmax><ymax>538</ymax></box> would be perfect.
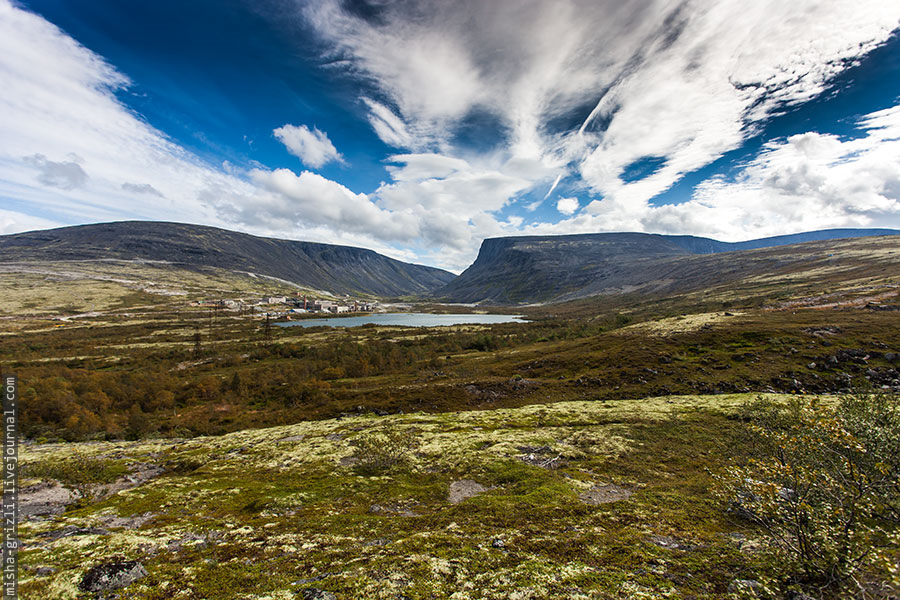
<box><xmin>0</xmin><ymin>221</ymin><xmax>455</xmax><ymax>297</ymax></box>
<box><xmin>436</xmin><ymin>229</ymin><xmax>900</xmax><ymax>304</ymax></box>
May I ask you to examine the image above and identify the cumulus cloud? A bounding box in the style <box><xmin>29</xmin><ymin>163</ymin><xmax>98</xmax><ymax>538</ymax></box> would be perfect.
<box><xmin>515</xmin><ymin>104</ymin><xmax>900</xmax><ymax>241</ymax></box>
<box><xmin>273</xmin><ymin>124</ymin><xmax>345</xmax><ymax>168</ymax></box>
<box><xmin>653</xmin><ymin>105</ymin><xmax>900</xmax><ymax>238</ymax></box>
<box><xmin>374</xmin><ymin>153</ymin><xmax>535</xmax><ymax>256</ymax></box>
<box><xmin>556</xmin><ymin>197</ymin><xmax>579</xmax><ymax>215</ymax></box>
<box><xmin>247</xmin><ymin>168</ymin><xmax>412</xmax><ymax>239</ymax></box>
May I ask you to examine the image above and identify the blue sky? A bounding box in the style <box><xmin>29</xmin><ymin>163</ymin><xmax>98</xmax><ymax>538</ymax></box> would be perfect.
<box><xmin>1</xmin><ymin>0</ymin><xmax>899</xmax><ymax>271</ymax></box>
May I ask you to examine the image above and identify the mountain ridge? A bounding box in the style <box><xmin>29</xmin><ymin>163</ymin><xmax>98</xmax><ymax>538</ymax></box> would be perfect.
<box><xmin>0</xmin><ymin>221</ymin><xmax>455</xmax><ymax>297</ymax></box>
<box><xmin>436</xmin><ymin>228</ymin><xmax>900</xmax><ymax>304</ymax></box>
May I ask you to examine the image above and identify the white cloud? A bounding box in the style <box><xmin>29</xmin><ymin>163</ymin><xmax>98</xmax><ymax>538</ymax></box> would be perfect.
<box><xmin>2</xmin><ymin>0</ymin><xmax>899</xmax><ymax>276</ymax></box>
<box><xmin>248</xmin><ymin>168</ymin><xmax>412</xmax><ymax>239</ymax></box>
<box><xmin>515</xmin><ymin>104</ymin><xmax>900</xmax><ymax>241</ymax></box>
<box><xmin>273</xmin><ymin>124</ymin><xmax>344</xmax><ymax>168</ymax></box>
<box><xmin>373</xmin><ymin>153</ymin><xmax>536</xmax><ymax>255</ymax></box>
<box><xmin>0</xmin><ymin>0</ymin><xmax>255</xmax><ymax>227</ymax></box>
<box><xmin>121</xmin><ymin>182</ymin><xmax>164</xmax><ymax>197</ymax></box>
<box><xmin>575</xmin><ymin>0</ymin><xmax>900</xmax><ymax>213</ymax></box>
<box><xmin>556</xmin><ymin>197</ymin><xmax>579</xmax><ymax>215</ymax></box>
<box><xmin>22</xmin><ymin>153</ymin><xmax>88</xmax><ymax>190</ymax></box>
<box><xmin>361</xmin><ymin>98</ymin><xmax>413</xmax><ymax>149</ymax></box>
<box><xmin>655</xmin><ymin>105</ymin><xmax>900</xmax><ymax>239</ymax></box>
<box><xmin>0</xmin><ymin>208</ymin><xmax>62</xmax><ymax>235</ymax></box>
<box><xmin>302</xmin><ymin>0</ymin><xmax>900</xmax><ymax>234</ymax></box>
<box><xmin>0</xmin><ymin>1</ymin><xmax>482</xmax><ymax>269</ymax></box>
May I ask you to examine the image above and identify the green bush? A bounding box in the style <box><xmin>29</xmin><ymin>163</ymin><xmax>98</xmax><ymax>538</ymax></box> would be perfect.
<box><xmin>351</xmin><ymin>427</ymin><xmax>419</xmax><ymax>475</ymax></box>
<box><xmin>717</xmin><ymin>391</ymin><xmax>900</xmax><ymax>596</ymax></box>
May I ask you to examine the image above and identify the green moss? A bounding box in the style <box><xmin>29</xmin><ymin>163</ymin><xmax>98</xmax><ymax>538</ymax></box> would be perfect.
<box><xmin>18</xmin><ymin>394</ymin><xmax>809</xmax><ymax>598</ymax></box>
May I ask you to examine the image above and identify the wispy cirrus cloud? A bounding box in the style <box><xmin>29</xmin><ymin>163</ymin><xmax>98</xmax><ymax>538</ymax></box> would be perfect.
<box><xmin>300</xmin><ymin>0</ymin><xmax>900</xmax><ymax>256</ymax></box>
<box><xmin>0</xmin><ymin>0</ymin><xmax>245</xmax><ymax>227</ymax></box>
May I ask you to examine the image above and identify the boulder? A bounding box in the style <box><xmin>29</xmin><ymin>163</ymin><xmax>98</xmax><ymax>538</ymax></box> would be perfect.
<box><xmin>79</xmin><ymin>561</ymin><xmax>147</xmax><ymax>593</ymax></box>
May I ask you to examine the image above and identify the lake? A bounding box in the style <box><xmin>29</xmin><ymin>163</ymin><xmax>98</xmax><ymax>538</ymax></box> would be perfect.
<box><xmin>275</xmin><ymin>312</ymin><xmax>527</xmax><ymax>328</ymax></box>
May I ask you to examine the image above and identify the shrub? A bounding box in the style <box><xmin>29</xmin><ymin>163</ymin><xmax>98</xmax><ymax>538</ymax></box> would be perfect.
<box><xmin>717</xmin><ymin>391</ymin><xmax>900</xmax><ymax>596</ymax></box>
<box><xmin>351</xmin><ymin>427</ymin><xmax>419</xmax><ymax>475</ymax></box>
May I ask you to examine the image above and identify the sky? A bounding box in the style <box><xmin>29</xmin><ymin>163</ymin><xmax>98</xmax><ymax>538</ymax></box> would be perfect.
<box><xmin>1</xmin><ymin>0</ymin><xmax>899</xmax><ymax>272</ymax></box>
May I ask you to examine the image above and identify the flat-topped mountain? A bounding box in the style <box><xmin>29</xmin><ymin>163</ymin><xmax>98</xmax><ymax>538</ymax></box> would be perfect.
<box><xmin>0</xmin><ymin>221</ymin><xmax>455</xmax><ymax>297</ymax></box>
<box><xmin>436</xmin><ymin>229</ymin><xmax>900</xmax><ymax>304</ymax></box>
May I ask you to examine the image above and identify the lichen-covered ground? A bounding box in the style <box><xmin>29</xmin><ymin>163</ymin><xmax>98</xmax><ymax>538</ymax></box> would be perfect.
<box><xmin>19</xmin><ymin>394</ymin><xmax>788</xmax><ymax>599</ymax></box>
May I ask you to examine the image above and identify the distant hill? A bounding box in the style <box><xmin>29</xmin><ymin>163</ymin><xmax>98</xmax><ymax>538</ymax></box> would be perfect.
<box><xmin>0</xmin><ymin>221</ymin><xmax>455</xmax><ymax>297</ymax></box>
<box><xmin>435</xmin><ymin>229</ymin><xmax>900</xmax><ymax>304</ymax></box>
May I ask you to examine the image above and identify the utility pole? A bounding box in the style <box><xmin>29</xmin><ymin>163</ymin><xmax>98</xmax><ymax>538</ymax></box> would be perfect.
<box><xmin>264</xmin><ymin>312</ymin><xmax>272</xmax><ymax>342</ymax></box>
<box><xmin>193</xmin><ymin>325</ymin><xmax>202</xmax><ymax>355</ymax></box>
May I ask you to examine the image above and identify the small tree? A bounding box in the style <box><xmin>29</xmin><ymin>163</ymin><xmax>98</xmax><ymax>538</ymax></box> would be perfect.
<box><xmin>717</xmin><ymin>391</ymin><xmax>900</xmax><ymax>597</ymax></box>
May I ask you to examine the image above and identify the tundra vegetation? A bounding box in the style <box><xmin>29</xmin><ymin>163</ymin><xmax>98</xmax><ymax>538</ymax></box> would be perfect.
<box><xmin>3</xmin><ymin>235</ymin><xmax>900</xmax><ymax>598</ymax></box>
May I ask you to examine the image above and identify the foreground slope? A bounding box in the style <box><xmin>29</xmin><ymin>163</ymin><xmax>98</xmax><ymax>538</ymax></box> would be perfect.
<box><xmin>18</xmin><ymin>393</ymin><xmax>798</xmax><ymax>599</ymax></box>
<box><xmin>437</xmin><ymin>229</ymin><xmax>900</xmax><ymax>304</ymax></box>
<box><xmin>0</xmin><ymin>221</ymin><xmax>455</xmax><ymax>297</ymax></box>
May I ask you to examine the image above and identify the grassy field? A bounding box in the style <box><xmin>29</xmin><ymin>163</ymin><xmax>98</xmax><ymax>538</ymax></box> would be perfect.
<box><xmin>20</xmin><ymin>393</ymin><xmax>803</xmax><ymax>599</ymax></box>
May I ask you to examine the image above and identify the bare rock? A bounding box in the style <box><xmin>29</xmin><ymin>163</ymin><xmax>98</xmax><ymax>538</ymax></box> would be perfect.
<box><xmin>727</xmin><ymin>579</ymin><xmax>762</xmax><ymax>596</ymax></box>
<box><xmin>79</xmin><ymin>561</ymin><xmax>147</xmax><ymax>593</ymax></box>
<box><xmin>100</xmin><ymin>511</ymin><xmax>156</xmax><ymax>529</ymax></box>
<box><xmin>579</xmin><ymin>483</ymin><xmax>632</xmax><ymax>505</ymax></box>
<box><xmin>368</xmin><ymin>503</ymin><xmax>418</xmax><ymax>517</ymax></box>
<box><xmin>301</xmin><ymin>589</ymin><xmax>337</xmax><ymax>600</ymax></box>
<box><xmin>449</xmin><ymin>479</ymin><xmax>488</xmax><ymax>504</ymax></box>
<box><xmin>38</xmin><ymin>526</ymin><xmax>109</xmax><ymax>541</ymax></box>
<box><xmin>19</xmin><ymin>481</ymin><xmax>77</xmax><ymax>520</ymax></box>
<box><xmin>648</xmin><ymin>534</ymin><xmax>694</xmax><ymax>551</ymax></box>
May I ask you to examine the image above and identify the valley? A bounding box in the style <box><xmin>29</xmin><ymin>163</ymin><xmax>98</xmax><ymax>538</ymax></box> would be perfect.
<box><xmin>2</xmin><ymin>226</ymin><xmax>899</xmax><ymax>599</ymax></box>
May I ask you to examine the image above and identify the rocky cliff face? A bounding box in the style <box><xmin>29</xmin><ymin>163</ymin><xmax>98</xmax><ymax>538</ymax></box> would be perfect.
<box><xmin>0</xmin><ymin>221</ymin><xmax>456</xmax><ymax>297</ymax></box>
<box><xmin>435</xmin><ymin>229</ymin><xmax>900</xmax><ymax>304</ymax></box>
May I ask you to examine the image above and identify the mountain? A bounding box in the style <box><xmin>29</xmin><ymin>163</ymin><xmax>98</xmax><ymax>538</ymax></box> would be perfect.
<box><xmin>0</xmin><ymin>221</ymin><xmax>455</xmax><ymax>297</ymax></box>
<box><xmin>436</xmin><ymin>229</ymin><xmax>900</xmax><ymax>304</ymax></box>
